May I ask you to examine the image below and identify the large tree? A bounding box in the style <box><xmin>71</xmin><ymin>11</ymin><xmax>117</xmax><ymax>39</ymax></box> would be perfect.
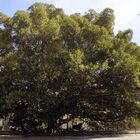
<box><xmin>0</xmin><ymin>3</ymin><xmax>139</xmax><ymax>133</ymax></box>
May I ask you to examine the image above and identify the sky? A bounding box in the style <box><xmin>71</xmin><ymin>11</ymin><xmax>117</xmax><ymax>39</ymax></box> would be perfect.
<box><xmin>0</xmin><ymin>0</ymin><xmax>140</xmax><ymax>45</ymax></box>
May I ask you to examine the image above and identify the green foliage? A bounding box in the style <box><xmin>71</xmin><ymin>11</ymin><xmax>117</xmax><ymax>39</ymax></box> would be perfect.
<box><xmin>0</xmin><ymin>3</ymin><xmax>139</xmax><ymax>133</ymax></box>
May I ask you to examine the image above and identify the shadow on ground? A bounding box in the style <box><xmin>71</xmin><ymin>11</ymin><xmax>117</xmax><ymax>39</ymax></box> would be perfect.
<box><xmin>0</xmin><ymin>134</ymin><xmax>134</xmax><ymax>140</ymax></box>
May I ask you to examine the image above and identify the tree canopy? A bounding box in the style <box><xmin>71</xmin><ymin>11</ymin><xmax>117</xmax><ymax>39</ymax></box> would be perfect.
<box><xmin>0</xmin><ymin>3</ymin><xmax>140</xmax><ymax>133</ymax></box>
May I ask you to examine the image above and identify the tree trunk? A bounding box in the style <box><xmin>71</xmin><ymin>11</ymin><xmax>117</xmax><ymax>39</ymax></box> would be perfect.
<box><xmin>47</xmin><ymin>119</ymin><xmax>57</xmax><ymax>134</ymax></box>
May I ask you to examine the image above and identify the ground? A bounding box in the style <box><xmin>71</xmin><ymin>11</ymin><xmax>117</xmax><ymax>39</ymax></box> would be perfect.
<box><xmin>0</xmin><ymin>135</ymin><xmax>140</xmax><ymax>140</ymax></box>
